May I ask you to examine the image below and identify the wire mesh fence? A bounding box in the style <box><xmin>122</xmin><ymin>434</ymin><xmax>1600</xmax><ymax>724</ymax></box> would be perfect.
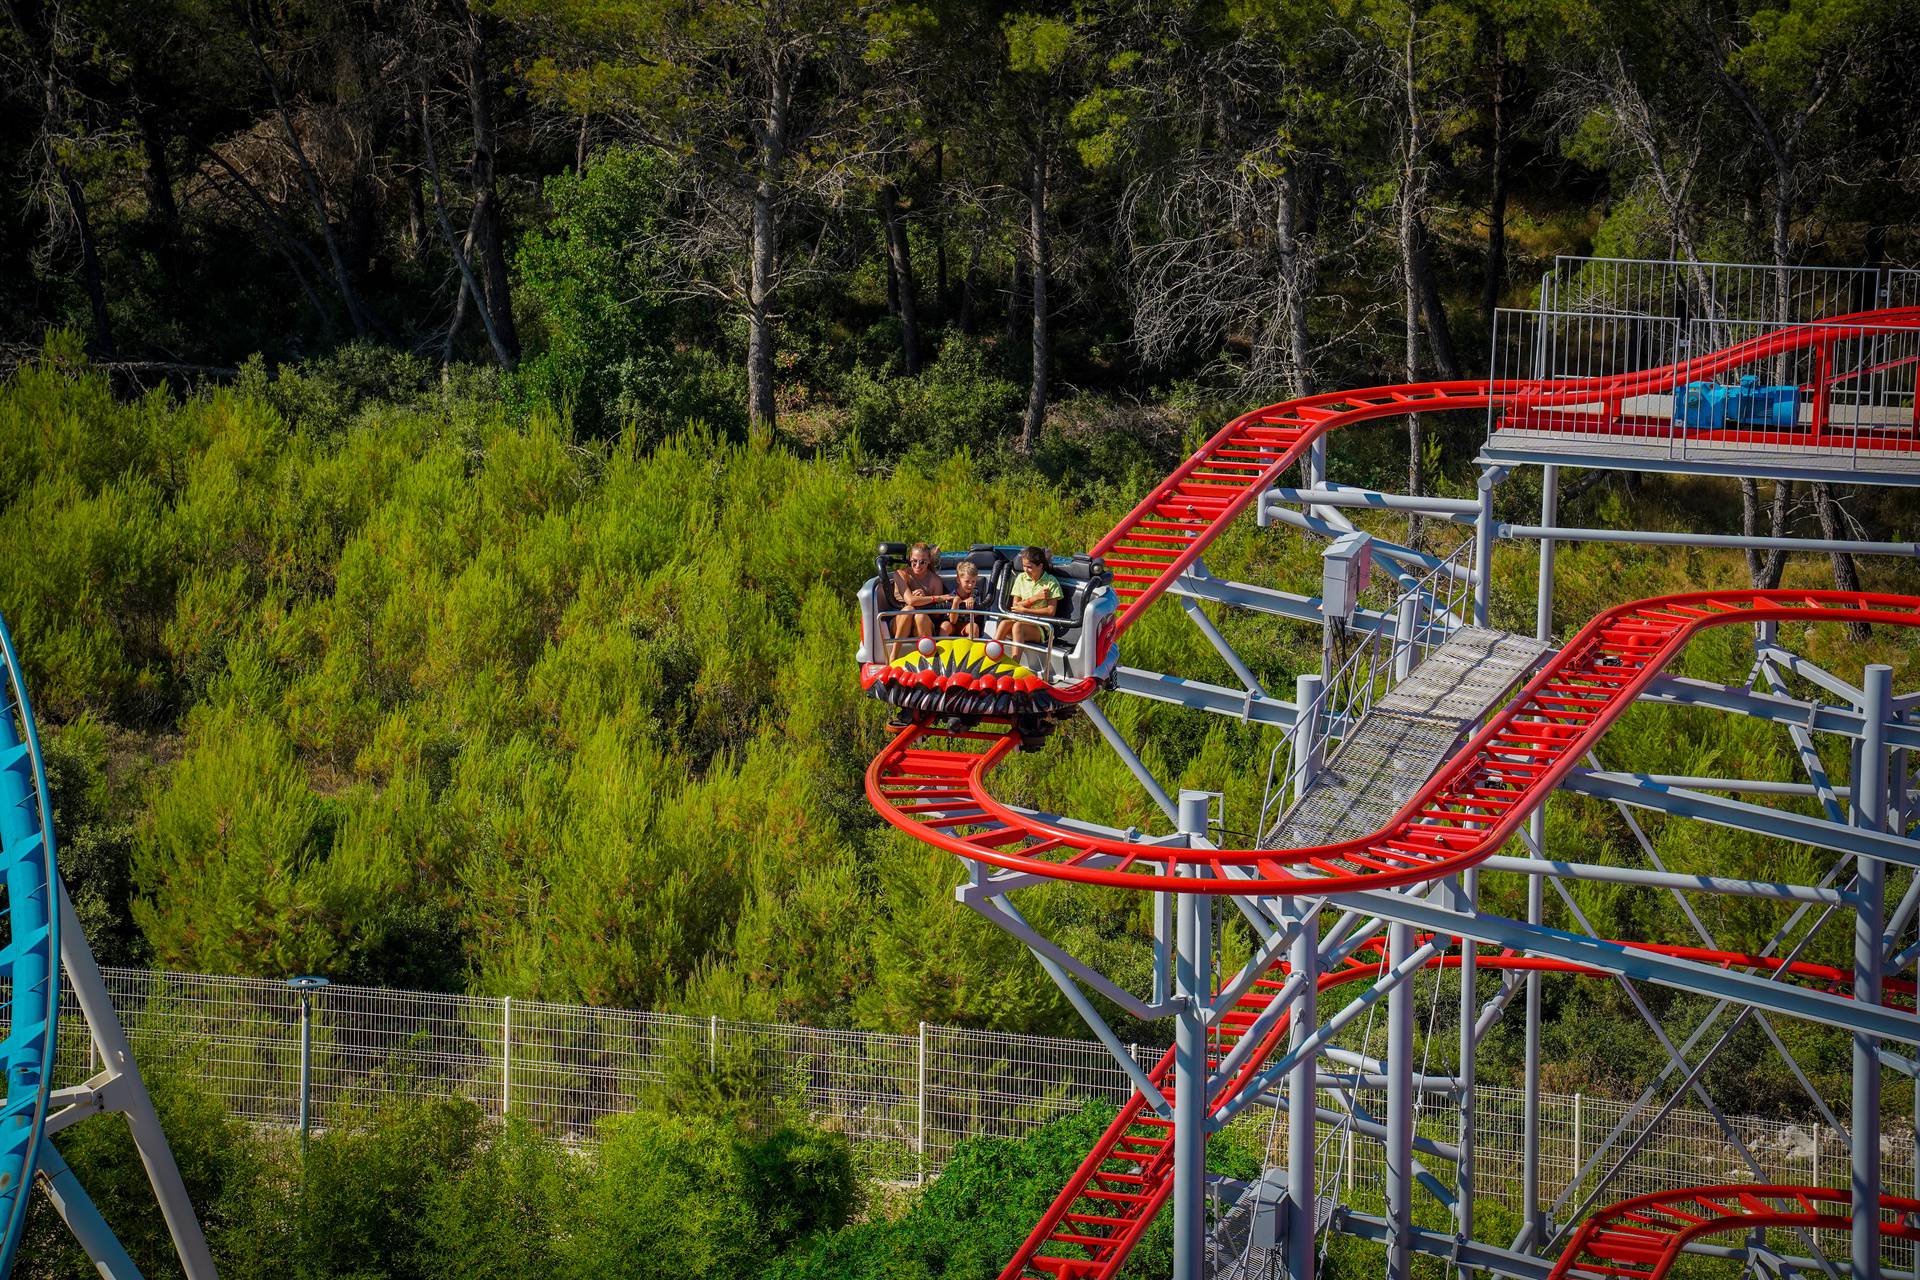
<box><xmin>47</xmin><ymin>965</ymin><xmax>1919</xmax><ymax>1220</ymax></box>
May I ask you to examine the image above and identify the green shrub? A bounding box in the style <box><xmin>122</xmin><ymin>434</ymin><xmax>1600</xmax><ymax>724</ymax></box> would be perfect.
<box><xmin>566</xmin><ymin>1109</ymin><xmax>857</xmax><ymax>1280</ymax></box>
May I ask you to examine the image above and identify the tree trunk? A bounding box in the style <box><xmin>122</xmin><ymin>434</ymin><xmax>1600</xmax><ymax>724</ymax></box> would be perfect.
<box><xmin>933</xmin><ymin>140</ymin><xmax>950</xmax><ymax>318</ymax></box>
<box><xmin>1023</xmin><ymin>143</ymin><xmax>1049</xmax><ymax>452</ymax></box>
<box><xmin>1400</xmin><ymin>9</ymin><xmax>1426</xmax><ymax>545</ymax></box>
<box><xmin>445</xmin><ymin>223</ymin><xmax>479</xmax><ymax>361</ymax></box>
<box><xmin>61</xmin><ymin>167</ymin><xmax>114</xmax><ymax>355</ymax></box>
<box><xmin>16</xmin><ymin>2</ymin><xmax>114</xmax><ymax>353</ymax></box>
<box><xmin>1003</xmin><ymin>242</ymin><xmax>1027</xmax><ymax>351</ymax></box>
<box><xmin>1812</xmin><ymin>483</ymin><xmax>1868</xmax><ymax>638</ymax></box>
<box><xmin>1403</xmin><ymin>186</ymin><xmax>1423</xmax><ymax>544</ymax></box>
<box><xmin>465</xmin><ymin>5</ymin><xmax>519</xmax><ymax>364</ymax></box>
<box><xmin>1269</xmin><ymin>166</ymin><xmax>1313</xmax><ymax>398</ymax></box>
<box><xmin>422</xmin><ymin>92</ymin><xmax>513</xmax><ymax>370</ymax></box>
<box><xmin>879</xmin><ymin>181</ymin><xmax>921</xmax><ymax>374</ymax></box>
<box><xmin>746</xmin><ymin>70</ymin><xmax>791</xmax><ymax>439</ymax></box>
<box><xmin>136</xmin><ymin>101</ymin><xmax>180</xmax><ymax>250</ymax></box>
<box><xmin>1483</xmin><ymin>63</ymin><xmax>1510</xmax><ymax>323</ymax></box>
<box><xmin>405</xmin><ymin>147</ymin><xmax>428</xmax><ymax>257</ymax></box>
<box><xmin>959</xmin><ymin>214</ymin><xmax>984</xmax><ymax>333</ymax></box>
<box><xmin>1740</xmin><ymin>478</ymin><xmax>1792</xmax><ymax>589</ymax></box>
<box><xmin>1415</xmin><ymin>219</ymin><xmax>1460</xmax><ymax>378</ymax></box>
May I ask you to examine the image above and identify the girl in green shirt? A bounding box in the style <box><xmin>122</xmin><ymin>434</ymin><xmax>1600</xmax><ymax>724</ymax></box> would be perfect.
<box><xmin>996</xmin><ymin>546</ymin><xmax>1062</xmax><ymax>668</ymax></box>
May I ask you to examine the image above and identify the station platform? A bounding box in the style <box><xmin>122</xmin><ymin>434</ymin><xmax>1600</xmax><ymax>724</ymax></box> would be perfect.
<box><xmin>1484</xmin><ymin>415</ymin><xmax>1920</xmax><ymax>487</ymax></box>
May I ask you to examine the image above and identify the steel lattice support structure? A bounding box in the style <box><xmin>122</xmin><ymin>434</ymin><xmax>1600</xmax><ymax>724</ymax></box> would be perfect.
<box><xmin>861</xmin><ymin>264</ymin><xmax>1920</xmax><ymax>1280</ymax></box>
<box><xmin>1</xmin><ymin>611</ymin><xmax>218</xmax><ymax>1278</ymax></box>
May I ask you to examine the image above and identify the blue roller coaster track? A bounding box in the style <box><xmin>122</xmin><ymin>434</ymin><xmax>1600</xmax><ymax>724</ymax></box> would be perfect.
<box><xmin>0</xmin><ymin>609</ymin><xmax>62</xmax><ymax>1274</ymax></box>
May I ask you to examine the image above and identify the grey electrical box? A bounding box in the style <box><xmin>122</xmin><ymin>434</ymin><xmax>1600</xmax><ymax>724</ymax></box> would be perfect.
<box><xmin>1248</xmin><ymin>1169</ymin><xmax>1290</xmax><ymax>1248</ymax></box>
<box><xmin>1321</xmin><ymin>532</ymin><xmax>1373</xmax><ymax>620</ymax></box>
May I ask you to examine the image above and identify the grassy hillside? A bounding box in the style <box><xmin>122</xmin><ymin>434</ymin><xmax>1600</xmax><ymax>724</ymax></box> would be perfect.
<box><xmin>4</xmin><ymin>339</ymin><xmax>1918</xmax><ymax>1116</ymax></box>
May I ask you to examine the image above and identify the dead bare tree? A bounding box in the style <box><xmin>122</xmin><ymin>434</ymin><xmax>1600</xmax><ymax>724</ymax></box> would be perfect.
<box><xmin>242</xmin><ymin>17</ymin><xmax>375</xmax><ymax>338</ymax></box>
<box><xmin>1681</xmin><ymin>8</ymin><xmax>1875</xmax><ymax>633</ymax></box>
<box><xmin>3</xmin><ymin>0</ymin><xmax>127</xmax><ymax>354</ymax></box>
<box><xmin>1548</xmin><ymin>42</ymin><xmax>1812</xmax><ymax>593</ymax></box>
<box><xmin>1118</xmin><ymin>10</ymin><xmax>1368</xmax><ymax>404</ymax></box>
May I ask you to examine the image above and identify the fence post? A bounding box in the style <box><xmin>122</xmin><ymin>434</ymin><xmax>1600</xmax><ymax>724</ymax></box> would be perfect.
<box><xmin>709</xmin><ymin>1014</ymin><xmax>718</xmax><ymax>1071</ymax></box>
<box><xmin>1814</xmin><ymin>1123</ymin><xmax>1823</xmax><ymax>1185</ymax></box>
<box><xmin>1574</xmin><ymin>1092</ymin><xmax>1583</xmax><ymax>1197</ymax></box>
<box><xmin>917</xmin><ymin>1021</ymin><xmax>928</xmax><ymax>1186</ymax></box>
<box><xmin>501</xmin><ymin>995</ymin><xmax>512</xmax><ymax>1116</ymax></box>
<box><xmin>286</xmin><ymin>976</ymin><xmax>328</xmax><ymax>1149</ymax></box>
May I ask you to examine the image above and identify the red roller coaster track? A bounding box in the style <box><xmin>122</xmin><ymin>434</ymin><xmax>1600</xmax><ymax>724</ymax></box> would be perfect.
<box><xmin>862</xmin><ymin>307</ymin><xmax>1920</xmax><ymax>1280</ymax></box>
<box><xmin>1550</xmin><ymin>1186</ymin><xmax>1920</xmax><ymax>1280</ymax></box>
<box><xmin>870</xmin><ymin>589</ymin><xmax>1920</xmax><ymax>897</ymax></box>
<box><xmin>1001</xmin><ymin>943</ymin><xmax>1915</xmax><ymax>1280</ymax></box>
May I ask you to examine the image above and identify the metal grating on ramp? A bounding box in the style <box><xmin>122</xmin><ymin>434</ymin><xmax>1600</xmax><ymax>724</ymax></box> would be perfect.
<box><xmin>1262</xmin><ymin>627</ymin><xmax>1549</xmax><ymax>850</ymax></box>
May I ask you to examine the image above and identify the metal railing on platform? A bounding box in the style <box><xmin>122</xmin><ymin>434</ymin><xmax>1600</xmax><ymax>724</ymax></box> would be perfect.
<box><xmin>1539</xmin><ymin>256</ymin><xmax>1888</xmax><ymax>326</ymax></box>
<box><xmin>1486</xmin><ymin>308</ymin><xmax>1920</xmax><ymax>469</ymax></box>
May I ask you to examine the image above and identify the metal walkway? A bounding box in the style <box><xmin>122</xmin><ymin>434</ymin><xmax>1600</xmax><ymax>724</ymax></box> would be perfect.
<box><xmin>1262</xmin><ymin>627</ymin><xmax>1550</xmax><ymax>849</ymax></box>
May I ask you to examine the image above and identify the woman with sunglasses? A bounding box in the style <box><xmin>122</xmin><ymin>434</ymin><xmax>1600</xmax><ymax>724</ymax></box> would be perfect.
<box><xmin>889</xmin><ymin>542</ymin><xmax>950</xmax><ymax>657</ymax></box>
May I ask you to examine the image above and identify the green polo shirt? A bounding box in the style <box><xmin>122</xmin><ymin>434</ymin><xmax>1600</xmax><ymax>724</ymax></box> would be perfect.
<box><xmin>1011</xmin><ymin>571</ymin><xmax>1062</xmax><ymax>609</ymax></box>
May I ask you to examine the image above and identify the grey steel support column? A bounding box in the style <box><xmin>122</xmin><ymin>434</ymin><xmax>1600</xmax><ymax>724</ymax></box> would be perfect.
<box><xmin>1520</xmin><ymin>461</ymin><xmax>1555</xmax><ymax>1257</ymax></box>
<box><xmin>1456</xmin><ymin>870</ymin><xmax>1479</xmax><ymax>1262</ymax></box>
<box><xmin>1474</xmin><ymin>468</ymin><xmax>1502</xmax><ymax>628</ymax></box>
<box><xmin>1521</xmin><ymin>814</ymin><xmax>1546</xmax><ymax>1251</ymax></box>
<box><xmin>35</xmin><ymin>1142</ymin><xmax>142</xmax><ymax>1279</ymax></box>
<box><xmin>1292</xmin><ymin>673</ymin><xmax>1326</xmax><ymax>805</ymax></box>
<box><xmin>1854</xmin><ymin>665</ymin><xmax>1892</xmax><ymax>1280</ymax></box>
<box><xmin>1386</xmin><ymin>921</ymin><xmax>1417</xmax><ymax>1280</ymax></box>
<box><xmin>1535</xmin><ymin>465</ymin><xmax>1558</xmax><ymax>642</ymax></box>
<box><xmin>1394</xmin><ymin>595</ymin><xmax>1420</xmax><ymax>681</ymax></box>
<box><xmin>57</xmin><ymin>886</ymin><xmax>218</xmax><ymax>1280</ymax></box>
<box><xmin>1308</xmin><ymin>439</ymin><xmax>1329</xmax><ymax>530</ymax></box>
<box><xmin>1174</xmin><ymin>790</ymin><xmax>1213</xmax><ymax>1280</ymax></box>
<box><xmin>1287</xmin><ymin>910</ymin><xmax>1320</xmax><ymax>1280</ymax></box>
<box><xmin>1156</xmin><ymin>888</ymin><xmax>1175</xmax><ymax>1008</ymax></box>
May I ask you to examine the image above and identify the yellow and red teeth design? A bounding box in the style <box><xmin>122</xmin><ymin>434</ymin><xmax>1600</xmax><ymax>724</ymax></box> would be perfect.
<box><xmin>860</xmin><ymin>638</ymin><xmax>1059</xmax><ymax>716</ymax></box>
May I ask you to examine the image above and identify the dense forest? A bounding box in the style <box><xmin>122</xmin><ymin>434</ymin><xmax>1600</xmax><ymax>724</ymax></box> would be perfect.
<box><xmin>5</xmin><ymin>0</ymin><xmax>1920</xmax><ymax>1149</ymax></box>
<box><xmin>4</xmin><ymin>0</ymin><xmax>1919</xmax><ymax>424</ymax></box>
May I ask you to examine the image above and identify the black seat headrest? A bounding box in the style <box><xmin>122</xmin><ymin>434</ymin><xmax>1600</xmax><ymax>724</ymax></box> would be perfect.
<box><xmin>1051</xmin><ymin>559</ymin><xmax>1095</xmax><ymax>583</ymax></box>
<box><xmin>877</xmin><ymin>541</ymin><xmax>908</xmax><ymax>559</ymax></box>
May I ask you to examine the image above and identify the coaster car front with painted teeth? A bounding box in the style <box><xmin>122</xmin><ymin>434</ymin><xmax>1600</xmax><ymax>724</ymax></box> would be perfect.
<box><xmin>861</xmin><ymin>638</ymin><xmax>1075</xmax><ymax>717</ymax></box>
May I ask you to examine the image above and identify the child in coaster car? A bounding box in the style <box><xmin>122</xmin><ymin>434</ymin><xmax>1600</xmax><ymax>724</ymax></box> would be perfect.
<box><xmin>995</xmin><ymin>545</ymin><xmax>1063</xmax><ymax>671</ymax></box>
<box><xmin>942</xmin><ymin>559</ymin><xmax>986</xmax><ymax>639</ymax></box>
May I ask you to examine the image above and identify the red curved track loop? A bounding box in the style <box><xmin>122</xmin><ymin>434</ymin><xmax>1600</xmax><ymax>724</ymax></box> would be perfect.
<box><xmin>1549</xmin><ymin>1186</ymin><xmax>1920</xmax><ymax>1280</ymax></box>
<box><xmin>869</xmin><ymin>589</ymin><xmax>1920</xmax><ymax>896</ymax></box>
<box><xmin>1003</xmin><ymin>945</ymin><xmax>1913</xmax><ymax>1280</ymax></box>
<box><xmin>1092</xmin><ymin>306</ymin><xmax>1920</xmax><ymax>639</ymax></box>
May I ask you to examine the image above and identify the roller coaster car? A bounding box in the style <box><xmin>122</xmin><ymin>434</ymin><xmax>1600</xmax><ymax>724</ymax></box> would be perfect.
<box><xmin>856</xmin><ymin>543</ymin><xmax>1118</xmax><ymax>727</ymax></box>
